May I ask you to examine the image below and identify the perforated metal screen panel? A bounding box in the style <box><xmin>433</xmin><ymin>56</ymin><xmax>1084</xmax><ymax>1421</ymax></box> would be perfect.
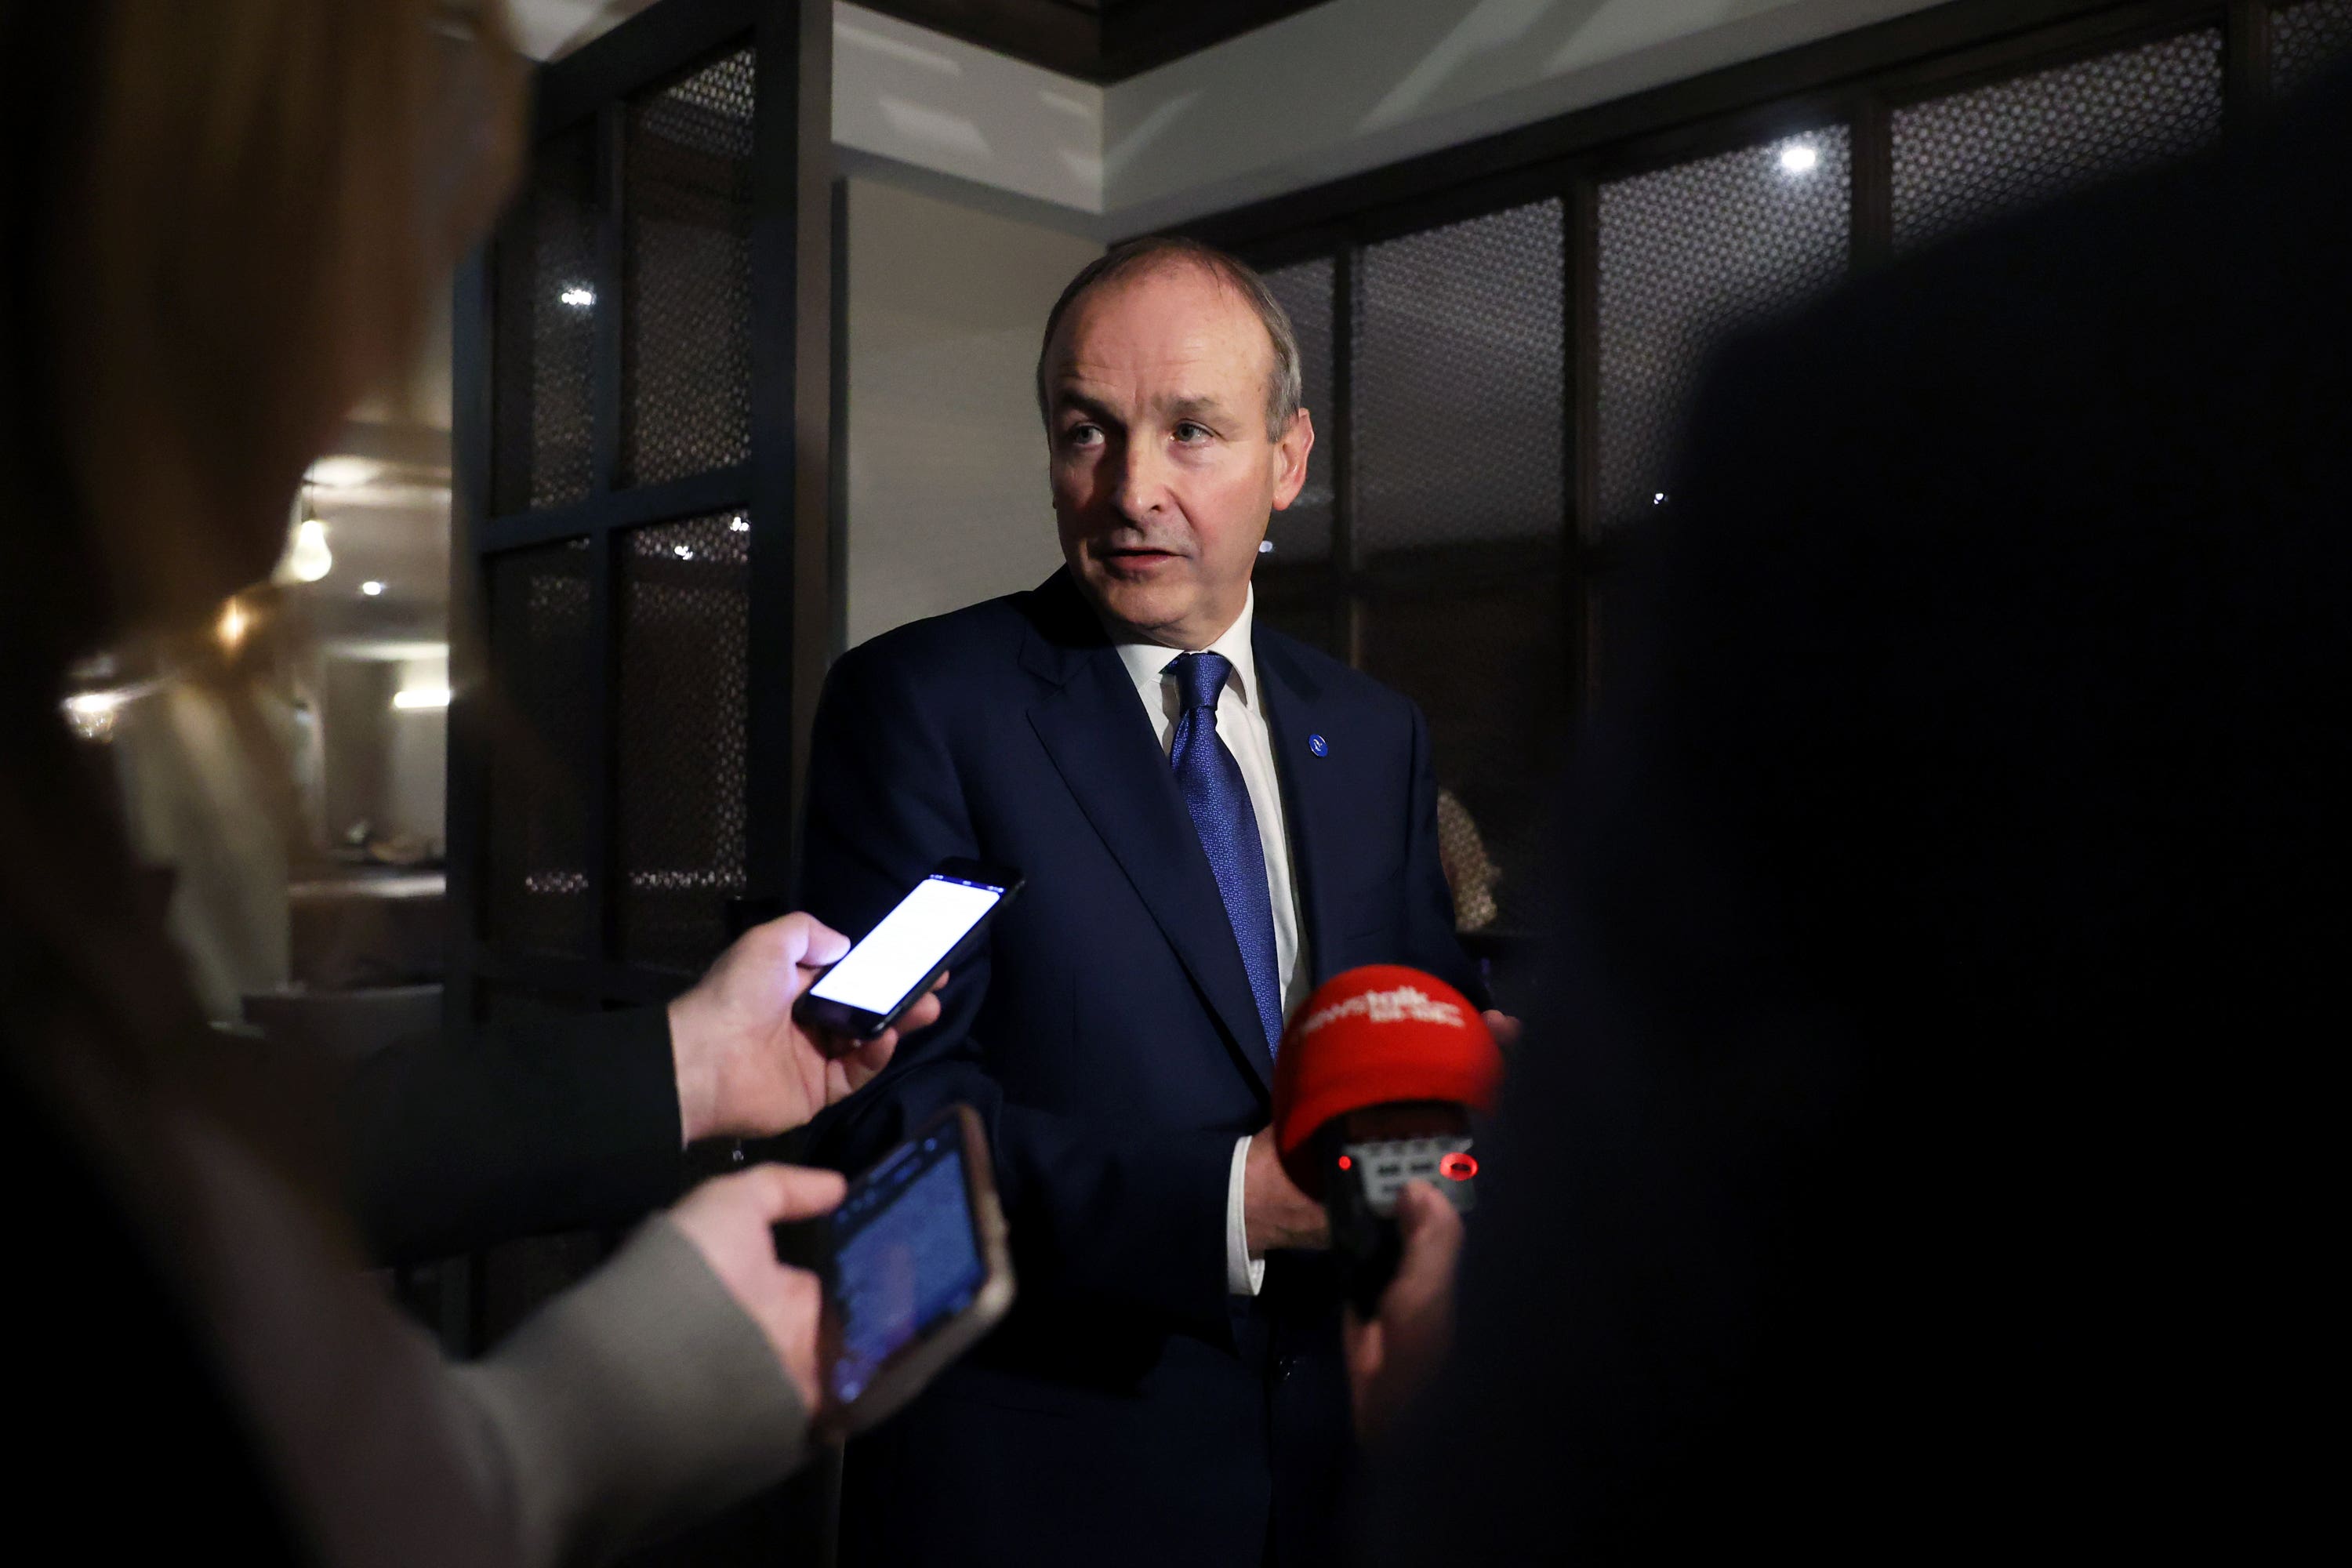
<box><xmin>1893</xmin><ymin>31</ymin><xmax>2225</xmax><ymax>254</ymax></box>
<box><xmin>622</xmin><ymin>47</ymin><xmax>757</xmax><ymax>489</ymax></box>
<box><xmin>2274</xmin><ymin>0</ymin><xmax>2352</xmax><ymax>99</ymax></box>
<box><xmin>1346</xmin><ymin>199</ymin><xmax>1566</xmax><ymax>930</ymax></box>
<box><xmin>495</xmin><ymin>129</ymin><xmax>600</xmax><ymax>514</ymax></box>
<box><xmin>1260</xmin><ymin>257</ymin><xmax>1335</xmax><ymax>564</ymax></box>
<box><xmin>1359</xmin><ymin>578</ymin><xmax>1564</xmax><ymax>931</ymax></box>
<box><xmin>485</xmin><ymin>540</ymin><xmax>596</xmax><ymax>956</ymax></box>
<box><xmin>615</xmin><ymin>513</ymin><xmax>752</xmax><ymax>967</ymax></box>
<box><xmin>1599</xmin><ymin>130</ymin><xmax>1850</xmax><ymax>530</ymax></box>
<box><xmin>1353</xmin><ymin>201</ymin><xmax>1563</xmax><ymax>554</ymax></box>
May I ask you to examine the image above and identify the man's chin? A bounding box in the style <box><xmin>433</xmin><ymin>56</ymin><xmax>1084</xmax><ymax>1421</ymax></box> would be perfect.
<box><xmin>1076</xmin><ymin>569</ymin><xmax>1190</xmax><ymax>643</ymax></box>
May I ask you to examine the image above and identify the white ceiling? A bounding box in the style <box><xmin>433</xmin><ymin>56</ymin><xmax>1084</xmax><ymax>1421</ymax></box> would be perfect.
<box><xmin>507</xmin><ymin>0</ymin><xmax>615</xmax><ymax>60</ymax></box>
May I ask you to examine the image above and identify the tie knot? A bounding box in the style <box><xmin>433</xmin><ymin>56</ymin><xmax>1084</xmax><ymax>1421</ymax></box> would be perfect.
<box><xmin>1167</xmin><ymin>651</ymin><xmax>1233</xmax><ymax>714</ymax></box>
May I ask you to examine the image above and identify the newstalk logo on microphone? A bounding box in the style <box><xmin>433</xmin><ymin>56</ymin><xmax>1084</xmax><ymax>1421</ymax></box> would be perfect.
<box><xmin>1294</xmin><ymin>985</ymin><xmax>1465</xmax><ymax>1040</ymax></box>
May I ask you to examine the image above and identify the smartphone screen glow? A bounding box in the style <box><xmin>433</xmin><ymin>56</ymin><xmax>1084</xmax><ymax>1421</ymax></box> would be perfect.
<box><xmin>809</xmin><ymin>876</ymin><xmax>1001</xmax><ymax>1016</ymax></box>
<box><xmin>826</xmin><ymin>1131</ymin><xmax>984</xmax><ymax>1405</ymax></box>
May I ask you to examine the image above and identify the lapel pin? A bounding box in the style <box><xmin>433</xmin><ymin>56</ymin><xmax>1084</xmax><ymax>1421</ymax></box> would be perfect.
<box><xmin>1308</xmin><ymin>734</ymin><xmax>1328</xmax><ymax>757</ymax></box>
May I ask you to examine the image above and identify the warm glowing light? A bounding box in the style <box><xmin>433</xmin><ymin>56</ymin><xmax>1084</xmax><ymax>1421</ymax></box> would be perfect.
<box><xmin>1336</xmin><ymin>1153</ymin><xmax>1352</xmax><ymax>1171</ymax></box>
<box><xmin>63</xmin><ymin>690</ymin><xmax>128</xmax><ymax>742</ymax></box>
<box><xmin>1438</xmin><ymin>1152</ymin><xmax>1478</xmax><ymax>1181</ymax></box>
<box><xmin>560</xmin><ymin>285</ymin><xmax>596</xmax><ymax>308</ymax></box>
<box><xmin>61</xmin><ymin>680</ymin><xmax>163</xmax><ymax>742</ymax></box>
<box><xmin>1778</xmin><ymin>143</ymin><xmax>1819</xmax><ymax>175</ymax></box>
<box><xmin>361</xmin><ymin>580</ymin><xmax>386</xmax><ymax>597</ymax></box>
<box><xmin>392</xmin><ymin>686</ymin><xmax>452</xmax><ymax>710</ymax></box>
<box><xmin>288</xmin><ymin>517</ymin><xmax>333</xmax><ymax>582</ymax></box>
<box><xmin>307</xmin><ymin>456</ymin><xmax>380</xmax><ymax>489</ymax></box>
<box><xmin>218</xmin><ymin>599</ymin><xmax>249</xmax><ymax>650</ymax></box>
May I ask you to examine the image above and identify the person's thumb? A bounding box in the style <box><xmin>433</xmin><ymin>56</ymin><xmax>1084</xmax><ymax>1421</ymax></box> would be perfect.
<box><xmin>734</xmin><ymin>1161</ymin><xmax>848</xmax><ymax>1223</ymax></box>
<box><xmin>784</xmin><ymin>912</ymin><xmax>850</xmax><ymax>969</ymax></box>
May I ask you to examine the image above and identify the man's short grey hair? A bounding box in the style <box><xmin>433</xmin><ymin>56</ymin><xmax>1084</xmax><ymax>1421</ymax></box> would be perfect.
<box><xmin>1035</xmin><ymin>236</ymin><xmax>1304</xmax><ymax>441</ymax></box>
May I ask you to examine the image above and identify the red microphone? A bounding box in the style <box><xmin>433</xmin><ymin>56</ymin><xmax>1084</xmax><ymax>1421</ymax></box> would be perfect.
<box><xmin>1270</xmin><ymin>965</ymin><xmax>1502</xmax><ymax>1313</ymax></box>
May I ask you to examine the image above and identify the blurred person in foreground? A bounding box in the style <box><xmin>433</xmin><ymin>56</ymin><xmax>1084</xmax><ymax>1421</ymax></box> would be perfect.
<box><xmin>1345</xmin><ymin>65</ymin><xmax>2350</xmax><ymax>1561</ymax></box>
<box><xmin>0</xmin><ymin>4</ymin><xmax>924</xmax><ymax>1563</ymax></box>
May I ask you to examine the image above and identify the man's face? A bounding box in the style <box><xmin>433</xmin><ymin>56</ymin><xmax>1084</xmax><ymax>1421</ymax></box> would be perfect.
<box><xmin>1044</xmin><ymin>264</ymin><xmax>1313</xmax><ymax>649</ymax></box>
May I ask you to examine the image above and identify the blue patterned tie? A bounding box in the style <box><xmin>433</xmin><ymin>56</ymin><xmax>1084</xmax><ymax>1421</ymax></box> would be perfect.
<box><xmin>1167</xmin><ymin>652</ymin><xmax>1284</xmax><ymax>1058</ymax></box>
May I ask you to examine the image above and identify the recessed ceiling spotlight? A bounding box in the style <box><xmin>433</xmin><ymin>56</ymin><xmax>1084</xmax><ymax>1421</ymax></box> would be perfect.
<box><xmin>1778</xmin><ymin>143</ymin><xmax>1819</xmax><ymax>175</ymax></box>
<box><xmin>560</xmin><ymin>284</ymin><xmax>595</xmax><ymax>308</ymax></box>
<box><xmin>361</xmin><ymin>580</ymin><xmax>385</xmax><ymax>597</ymax></box>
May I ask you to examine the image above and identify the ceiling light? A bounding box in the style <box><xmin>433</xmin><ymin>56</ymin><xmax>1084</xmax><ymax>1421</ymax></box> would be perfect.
<box><xmin>63</xmin><ymin>690</ymin><xmax>125</xmax><ymax>739</ymax></box>
<box><xmin>1778</xmin><ymin>143</ymin><xmax>1819</xmax><ymax>175</ymax></box>
<box><xmin>392</xmin><ymin>685</ymin><xmax>452</xmax><ymax>710</ymax></box>
<box><xmin>60</xmin><ymin>677</ymin><xmax>169</xmax><ymax>743</ymax></box>
<box><xmin>730</xmin><ymin>515</ymin><xmax>750</xmax><ymax>533</ymax></box>
<box><xmin>673</xmin><ymin>544</ymin><xmax>695</xmax><ymax>560</ymax></box>
<box><xmin>560</xmin><ymin>284</ymin><xmax>595</xmax><ymax>308</ymax></box>
<box><xmin>1258</xmin><ymin>540</ymin><xmax>1274</xmax><ymax>554</ymax></box>
<box><xmin>287</xmin><ymin>517</ymin><xmax>333</xmax><ymax>582</ymax></box>
<box><xmin>219</xmin><ymin>598</ymin><xmax>249</xmax><ymax>650</ymax></box>
<box><xmin>307</xmin><ymin>456</ymin><xmax>381</xmax><ymax>489</ymax></box>
<box><xmin>361</xmin><ymin>580</ymin><xmax>386</xmax><ymax>597</ymax></box>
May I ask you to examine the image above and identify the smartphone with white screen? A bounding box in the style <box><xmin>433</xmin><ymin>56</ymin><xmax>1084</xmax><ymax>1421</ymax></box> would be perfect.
<box><xmin>793</xmin><ymin>859</ymin><xmax>1021</xmax><ymax>1042</ymax></box>
<box><xmin>815</xmin><ymin>1103</ymin><xmax>1013</xmax><ymax>1435</ymax></box>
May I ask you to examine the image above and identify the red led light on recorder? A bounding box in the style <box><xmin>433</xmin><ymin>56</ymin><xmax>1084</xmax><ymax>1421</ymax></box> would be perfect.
<box><xmin>1438</xmin><ymin>1152</ymin><xmax>1477</xmax><ymax>1181</ymax></box>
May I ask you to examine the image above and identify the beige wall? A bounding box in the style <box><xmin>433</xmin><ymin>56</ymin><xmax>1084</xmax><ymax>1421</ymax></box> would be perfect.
<box><xmin>843</xmin><ymin>176</ymin><xmax>1100</xmax><ymax>648</ymax></box>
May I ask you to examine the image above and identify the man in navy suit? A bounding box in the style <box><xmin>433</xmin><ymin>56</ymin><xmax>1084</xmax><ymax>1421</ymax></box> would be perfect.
<box><xmin>798</xmin><ymin>238</ymin><xmax>1504</xmax><ymax>1567</ymax></box>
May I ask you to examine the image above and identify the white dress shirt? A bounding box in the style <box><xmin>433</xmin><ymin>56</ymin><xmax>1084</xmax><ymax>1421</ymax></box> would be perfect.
<box><xmin>1107</xmin><ymin>587</ymin><xmax>1311</xmax><ymax>1297</ymax></box>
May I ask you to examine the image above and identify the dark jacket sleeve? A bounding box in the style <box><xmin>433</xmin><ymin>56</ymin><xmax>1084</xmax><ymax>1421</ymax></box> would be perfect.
<box><xmin>344</xmin><ymin>1007</ymin><xmax>684</xmax><ymax>1267</ymax></box>
<box><xmin>793</xmin><ymin>641</ymin><xmax>1236</xmax><ymax>1338</ymax></box>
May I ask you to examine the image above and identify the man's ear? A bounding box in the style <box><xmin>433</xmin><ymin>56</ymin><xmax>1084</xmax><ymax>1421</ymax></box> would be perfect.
<box><xmin>1269</xmin><ymin>408</ymin><xmax>1315</xmax><ymax>510</ymax></box>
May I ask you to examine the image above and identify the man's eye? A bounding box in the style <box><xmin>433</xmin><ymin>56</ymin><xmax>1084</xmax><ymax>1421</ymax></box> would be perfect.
<box><xmin>1065</xmin><ymin>424</ymin><xmax>1103</xmax><ymax>448</ymax></box>
<box><xmin>1173</xmin><ymin>422</ymin><xmax>1212</xmax><ymax>444</ymax></box>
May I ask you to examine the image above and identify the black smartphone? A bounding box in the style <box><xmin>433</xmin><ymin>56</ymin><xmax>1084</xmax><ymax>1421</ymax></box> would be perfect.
<box><xmin>793</xmin><ymin>858</ymin><xmax>1022</xmax><ymax>1041</ymax></box>
<box><xmin>815</xmin><ymin>1103</ymin><xmax>1014</xmax><ymax>1436</ymax></box>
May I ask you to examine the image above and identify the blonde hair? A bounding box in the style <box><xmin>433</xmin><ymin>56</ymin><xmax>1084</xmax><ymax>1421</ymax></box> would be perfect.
<box><xmin>29</xmin><ymin>0</ymin><xmax>523</xmax><ymax>633</ymax></box>
<box><xmin>0</xmin><ymin>0</ymin><xmax>523</xmax><ymax>1221</ymax></box>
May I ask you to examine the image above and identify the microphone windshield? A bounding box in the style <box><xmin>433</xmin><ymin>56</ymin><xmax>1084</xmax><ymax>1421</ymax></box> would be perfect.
<box><xmin>1270</xmin><ymin>965</ymin><xmax>1500</xmax><ymax>1188</ymax></box>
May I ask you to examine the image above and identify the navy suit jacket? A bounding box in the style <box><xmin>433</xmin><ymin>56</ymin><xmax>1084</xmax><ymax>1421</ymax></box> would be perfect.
<box><xmin>797</xmin><ymin>568</ymin><xmax>1482</xmax><ymax>1568</ymax></box>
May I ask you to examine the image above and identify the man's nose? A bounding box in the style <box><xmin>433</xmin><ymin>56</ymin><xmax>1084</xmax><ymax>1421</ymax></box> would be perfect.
<box><xmin>1107</xmin><ymin>434</ymin><xmax>1171</xmax><ymax>522</ymax></box>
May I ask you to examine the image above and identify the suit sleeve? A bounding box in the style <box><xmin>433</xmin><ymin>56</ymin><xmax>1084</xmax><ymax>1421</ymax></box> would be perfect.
<box><xmin>344</xmin><ymin>1008</ymin><xmax>684</xmax><ymax>1267</ymax></box>
<box><xmin>794</xmin><ymin>644</ymin><xmax>1236</xmax><ymax>1337</ymax></box>
<box><xmin>1400</xmin><ymin>701</ymin><xmax>1492</xmax><ymax>1011</ymax></box>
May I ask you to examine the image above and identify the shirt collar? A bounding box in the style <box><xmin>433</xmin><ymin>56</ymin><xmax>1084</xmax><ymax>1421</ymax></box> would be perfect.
<box><xmin>1109</xmin><ymin>586</ymin><xmax>1258</xmax><ymax>709</ymax></box>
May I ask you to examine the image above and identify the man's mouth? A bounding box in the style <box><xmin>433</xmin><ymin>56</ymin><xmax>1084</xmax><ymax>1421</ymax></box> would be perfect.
<box><xmin>1099</xmin><ymin>544</ymin><xmax>1184</xmax><ymax>569</ymax></box>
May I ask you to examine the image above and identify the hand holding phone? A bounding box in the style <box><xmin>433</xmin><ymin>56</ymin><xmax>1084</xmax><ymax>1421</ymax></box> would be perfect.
<box><xmin>666</xmin><ymin>1163</ymin><xmax>851</xmax><ymax>1412</ymax></box>
<box><xmin>813</xmin><ymin>1105</ymin><xmax>1014</xmax><ymax>1435</ymax></box>
<box><xmin>666</xmin><ymin>911</ymin><xmax>949</xmax><ymax>1143</ymax></box>
<box><xmin>793</xmin><ymin>859</ymin><xmax>1022</xmax><ymax>1044</ymax></box>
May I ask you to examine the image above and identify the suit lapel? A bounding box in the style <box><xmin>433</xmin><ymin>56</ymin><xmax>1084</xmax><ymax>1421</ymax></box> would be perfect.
<box><xmin>1255</xmin><ymin>633</ymin><xmax>1344</xmax><ymax>990</ymax></box>
<box><xmin>1023</xmin><ymin>579</ymin><xmax>1276</xmax><ymax>1091</ymax></box>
